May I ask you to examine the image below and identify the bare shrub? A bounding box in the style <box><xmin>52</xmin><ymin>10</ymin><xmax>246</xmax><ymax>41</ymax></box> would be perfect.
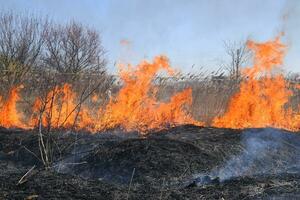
<box><xmin>42</xmin><ymin>21</ymin><xmax>107</xmax><ymax>82</ymax></box>
<box><xmin>0</xmin><ymin>12</ymin><xmax>112</xmax><ymax>169</ymax></box>
<box><xmin>221</xmin><ymin>39</ymin><xmax>251</xmax><ymax>80</ymax></box>
<box><xmin>0</xmin><ymin>13</ymin><xmax>45</xmax><ymax>92</ymax></box>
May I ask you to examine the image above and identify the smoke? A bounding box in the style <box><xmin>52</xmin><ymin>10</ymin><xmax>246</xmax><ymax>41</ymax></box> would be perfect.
<box><xmin>282</xmin><ymin>1</ymin><xmax>300</xmax><ymax>72</ymax></box>
<box><xmin>195</xmin><ymin>128</ymin><xmax>300</xmax><ymax>184</ymax></box>
<box><xmin>54</xmin><ymin>140</ymin><xmax>97</xmax><ymax>174</ymax></box>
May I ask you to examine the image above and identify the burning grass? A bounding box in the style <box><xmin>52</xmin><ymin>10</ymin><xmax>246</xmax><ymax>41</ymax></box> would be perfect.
<box><xmin>0</xmin><ymin>37</ymin><xmax>299</xmax><ymax>133</ymax></box>
<box><xmin>0</xmin><ymin>56</ymin><xmax>203</xmax><ymax>133</ymax></box>
<box><xmin>213</xmin><ymin>37</ymin><xmax>300</xmax><ymax>131</ymax></box>
<box><xmin>0</xmin><ymin>86</ymin><xmax>25</xmax><ymax>128</ymax></box>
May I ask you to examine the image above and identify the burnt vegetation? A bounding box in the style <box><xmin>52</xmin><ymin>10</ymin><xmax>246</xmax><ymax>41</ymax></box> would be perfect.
<box><xmin>1</xmin><ymin>126</ymin><xmax>300</xmax><ymax>199</ymax></box>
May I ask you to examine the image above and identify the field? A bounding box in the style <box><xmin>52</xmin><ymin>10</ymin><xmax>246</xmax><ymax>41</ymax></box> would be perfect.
<box><xmin>0</xmin><ymin>11</ymin><xmax>300</xmax><ymax>200</ymax></box>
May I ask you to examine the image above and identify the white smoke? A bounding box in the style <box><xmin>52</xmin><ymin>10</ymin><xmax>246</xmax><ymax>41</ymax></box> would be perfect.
<box><xmin>195</xmin><ymin>128</ymin><xmax>300</xmax><ymax>184</ymax></box>
<box><xmin>282</xmin><ymin>1</ymin><xmax>300</xmax><ymax>72</ymax></box>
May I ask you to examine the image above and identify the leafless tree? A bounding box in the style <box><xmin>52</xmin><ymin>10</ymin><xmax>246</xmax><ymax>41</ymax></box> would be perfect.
<box><xmin>43</xmin><ymin>22</ymin><xmax>107</xmax><ymax>81</ymax></box>
<box><xmin>0</xmin><ymin>13</ymin><xmax>45</xmax><ymax>91</ymax></box>
<box><xmin>222</xmin><ymin>40</ymin><xmax>252</xmax><ymax>80</ymax></box>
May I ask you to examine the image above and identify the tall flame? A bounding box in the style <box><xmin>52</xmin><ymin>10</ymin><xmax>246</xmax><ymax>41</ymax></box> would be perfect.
<box><xmin>0</xmin><ymin>37</ymin><xmax>299</xmax><ymax>133</ymax></box>
<box><xmin>213</xmin><ymin>37</ymin><xmax>300</xmax><ymax>130</ymax></box>
<box><xmin>0</xmin><ymin>86</ymin><xmax>27</xmax><ymax>128</ymax></box>
<box><xmin>94</xmin><ymin>56</ymin><xmax>202</xmax><ymax>132</ymax></box>
<box><xmin>28</xmin><ymin>56</ymin><xmax>201</xmax><ymax>133</ymax></box>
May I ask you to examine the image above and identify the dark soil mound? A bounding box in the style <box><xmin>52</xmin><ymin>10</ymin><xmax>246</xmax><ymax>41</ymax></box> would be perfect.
<box><xmin>73</xmin><ymin>138</ymin><xmax>214</xmax><ymax>185</ymax></box>
<box><xmin>0</xmin><ymin>125</ymin><xmax>299</xmax><ymax>200</ymax></box>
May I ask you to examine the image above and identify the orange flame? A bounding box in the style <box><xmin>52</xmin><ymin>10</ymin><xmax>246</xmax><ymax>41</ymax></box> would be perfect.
<box><xmin>213</xmin><ymin>37</ymin><xmax>300</xmax><ymax>131</ymax></box>
<box><xmin>0</xmin><ymin>37</ymin><xmax>299</xmax><ymax>133</ymax></box>
<box><xmin>27</xmin><ymin>56</ymin><xmax>201</xmax><ymax>133</ymax></box>
<box><xmin>94</xmin><ymin>56</ymin><xmax>202</xmax><ymax>133</ymax></box>
<box><xmin>30</xmin><ymin>84</ymin><xmax>93</xmax><ymax>130</ymax></box>
<box><xmin>0</xmin><ymin>86</ymin><xmax>27</xmax><ymax>128</ymax></box>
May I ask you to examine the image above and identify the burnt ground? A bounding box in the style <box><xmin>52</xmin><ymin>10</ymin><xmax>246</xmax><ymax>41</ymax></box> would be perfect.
<box><xmin>0</xmin><ymin>125</ymin><xmax>300</xmax><ymax>199</ymax></box>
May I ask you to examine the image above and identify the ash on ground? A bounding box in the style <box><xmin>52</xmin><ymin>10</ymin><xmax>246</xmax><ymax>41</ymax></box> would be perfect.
<box><xmin>0</xmin><ymin>125</ymin><xmax>300</xmax><ymax>199</ymax></box>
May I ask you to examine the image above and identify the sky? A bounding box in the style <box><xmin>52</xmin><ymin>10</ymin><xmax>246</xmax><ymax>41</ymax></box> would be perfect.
<box><xmin>0</xmin><ymin>0</ymin><xmax>299</xmax><ymax>73</ymax></box>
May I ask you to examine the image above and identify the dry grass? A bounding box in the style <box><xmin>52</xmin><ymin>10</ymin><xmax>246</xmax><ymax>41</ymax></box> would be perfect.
<box><xmin>155</xmin><ymin>73</ymin><xmax>239</xmax><ymax>124</ymax></box>
<box><xmin>3</xmin><ymin>68</ymin><xmax>300</xmax><ymax>130</ymax></box>
<box><xmin>155</xmin><ymin>73</ymin><xmax>300</xmax><ymax>125</ymax></box>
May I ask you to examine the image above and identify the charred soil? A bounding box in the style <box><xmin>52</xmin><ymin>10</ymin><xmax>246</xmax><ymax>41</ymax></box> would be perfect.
<box><xmin>0</xmin><ymin>125</ymin><xmax>299</xmax><ymax>199</ymax></box>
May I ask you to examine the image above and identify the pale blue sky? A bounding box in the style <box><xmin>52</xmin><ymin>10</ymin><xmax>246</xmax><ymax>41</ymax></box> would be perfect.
<box><xmin>0</xmin><ymin>0</ymin><xmax>299</xmax><ymax>73</ymax></box>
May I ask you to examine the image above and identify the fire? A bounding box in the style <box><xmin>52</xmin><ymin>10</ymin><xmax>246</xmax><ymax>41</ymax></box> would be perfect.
<box><xmin>0</xmin><ymin>37</ymin><xmax>299</xmax><ymax>133</ymax></box>
<box><xmin>30</xmin><ymin>84</ymin><xmax>93</xmax><ymax>130</ymax></box>
<box><xmin>0</xmin><ymin>86</ymin><xmax>27</xmax><ymax>129</ymax></box>
<box><xmin>28</xmin><ymin>56</ymin><xmax>201</xmax><ymax>133</ymax></box>
<box><xmin>94</xmin><ymin>56</ymin><xmax>202</xmax><ymax>132</ymax></box>
<box><xmin>213</xmin><ymin>37</ymin><xmax>300</xmax><ymax>131</ymax></box>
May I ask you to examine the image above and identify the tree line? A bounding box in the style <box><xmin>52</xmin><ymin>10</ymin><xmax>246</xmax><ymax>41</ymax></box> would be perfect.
<box><xmin>0</xmin><ymin>12</ymin><xmax>108</xmax><ymax>93</ymax></box>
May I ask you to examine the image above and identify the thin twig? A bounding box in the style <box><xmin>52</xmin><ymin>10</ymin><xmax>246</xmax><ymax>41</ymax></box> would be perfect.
<box><xmin>17</xmin><ymin>165</ymin><xmax>36</xmax><ymax>185</ymax></box>
<box><xmin>127</xmin><ymin>168</ymin><xmax>136</xmax><ymax>200</ymax></box>
<box><xmin>21</xmin><ymin>145</ymin><xmax>43</xmax><ymax>163</ymax></box>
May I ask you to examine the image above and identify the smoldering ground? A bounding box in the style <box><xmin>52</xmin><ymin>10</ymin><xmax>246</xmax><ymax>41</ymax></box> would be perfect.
<box><xmin>193</xmin><ymin>128</ymin><xmax>300</xmax><ymax>186</ymax></box>
<box><xmin>1</xmin><ymin>126</ymin><xmax>300</xmax><ymax>199</ymax></box>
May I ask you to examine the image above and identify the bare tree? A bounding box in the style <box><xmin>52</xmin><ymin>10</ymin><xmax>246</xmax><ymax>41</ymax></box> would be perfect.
<box><xmin>222</xmin><ymin>40</ymin><xmax>251</xmax><ymax>80</ymax></box>
<box><xmin>0</xmin><ymin>13</ymin><xmax>45</xmax><ymax>91</ymax></box>
<box><xmin>43</xmin><ymin>22</ymin><xmax>107</xmax><ymax>81</ymax></box>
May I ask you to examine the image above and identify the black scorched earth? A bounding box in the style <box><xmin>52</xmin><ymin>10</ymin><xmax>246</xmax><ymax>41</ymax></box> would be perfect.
<box><xmin>0</xmin><ymin>125</ymin><xmax>300</xmax><ymax>199</ymax></box>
